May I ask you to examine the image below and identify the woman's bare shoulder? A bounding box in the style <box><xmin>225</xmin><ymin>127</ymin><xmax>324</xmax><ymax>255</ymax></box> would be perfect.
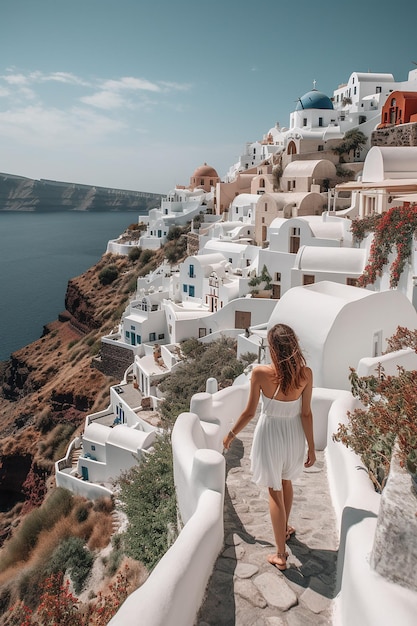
<box><xmin>252</xmin><ymin>364</ymin><xmax>274</xmax><ymax>375</ymax></box>
<box><xmin>302</xmin><ymin>367</ymin><xmax>313</xmax><ymax>383</ymax></box>
<box><xmin>251</xmin><ymin>364</ymin><xmax>274</xmax><ymax>381</ymax></box>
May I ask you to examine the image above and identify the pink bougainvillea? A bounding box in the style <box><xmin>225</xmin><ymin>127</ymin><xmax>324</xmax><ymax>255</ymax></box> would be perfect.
<box><xmin>351</xmin><ymin>205</ymin><xmax>417</xmax><ymax>288</ymax></box>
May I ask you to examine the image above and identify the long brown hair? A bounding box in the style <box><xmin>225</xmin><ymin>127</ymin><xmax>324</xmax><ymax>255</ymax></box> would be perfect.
<box><xmin>267</xmin><ymin>323</ymin><xmax>307</xmax><ymax>393</ymax></box>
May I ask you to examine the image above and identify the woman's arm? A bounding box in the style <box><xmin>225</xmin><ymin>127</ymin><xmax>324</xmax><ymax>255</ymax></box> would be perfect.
<box><xmin>223</xmin><ymin>367</ymin><xmax>263</xmax><ymax>449</ymax></box>
<box><xmin>300</xmin><ymin>368</ymin><xmax>316</xmax><ymax>467</ymax></box>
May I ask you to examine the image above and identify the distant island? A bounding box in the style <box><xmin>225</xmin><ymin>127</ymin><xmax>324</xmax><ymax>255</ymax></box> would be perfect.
<box><xmin>0</xmin><ymin>172</ymin><xmax>162</xmax><ymax>213</ymax></box>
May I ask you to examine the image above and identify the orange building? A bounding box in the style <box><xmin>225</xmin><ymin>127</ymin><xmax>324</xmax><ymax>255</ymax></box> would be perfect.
<box><xmin>378</xmin><ymin>90</ymin><xmax>417</xmax><ymax>127</ymax></box>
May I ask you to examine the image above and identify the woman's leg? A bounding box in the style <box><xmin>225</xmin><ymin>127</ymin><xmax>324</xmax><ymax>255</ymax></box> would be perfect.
<box><xmin>268</xmin><ymin>487</ymin><xmax>287</xmax><ymax>568</ymax></box>
<box><xmin>282</xmin><ymin>479</ymin><xmax>294</xmax><ymax>535</ymax></box>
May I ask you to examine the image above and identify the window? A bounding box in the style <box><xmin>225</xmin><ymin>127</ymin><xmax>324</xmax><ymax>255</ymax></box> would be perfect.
<box><xmin>376</xmin><ymin>86</ymin><xmax>382</xmax><ymax>93</ymax></box>
<box><xmin>259</xmin><ymin>178</ymin><xmax>265</xmax><ymax>188</ymax></box>
<box><xmin>158</xmin><ymin>333</ymin><xmax>165</xmax><ymax>340</ymax></box>
<box><xmin>136</xmin><ymin>334</ymin><xmax>142</xmax><ymax>344</ymax></box>
<box><xmin>318</xmin><ymin>117</ymin><xmax>323</xmax><ymax>127</ymax></box>
<box><xmin>274</xmin><ymin>272</ymin><xmax>281</xmax><ymax>281</ymax></box>
<box><xmin>354</xmin><ymin>86</ymin><xmax>357</xmax><ymax>95</ymax></box>
<box><xmin>91</xmin><ymin>445</ymin><xmax>96</xmax><ymax>451</ymax></box>
<box><xmin>183</xmin><ymin>284</ymin><xmax>188</xmax><ymax>293</ymax></box>
<box><xmin>373</xmin><ymin>330</ymin><xmax>382</xmax><ymax>357</ymax></box>
<box><xmin>303</xmin><ymin>275</ymin><xmax>315</xmax><ymax>285</ymax></box>
<box><xmin>303</xmin><ymin>118</ymin><xmax>307</xmax><ymax>126</ymax></box>
<box><xmin>289</xmin><ymin>227</ymin><xmax>300</xmax><ymax>254</ymax></box>
<box><xmin>189</xmin><ymin>264</ymin><xmax>195</xmax><ymax>278</ymax></box>
<box><xmin>149</xmin><ymin>332</ymin><xmax>156</xmax><ymax>342</ymax></box>
<box><xmin>189</xmin><ymin>285</ymin><xmax>195</xmax><ymax>297</ymax></box>
<box><xmin>265</xmin><ymin>203</ymin><xmax>267</xmax><ymax>211</ymax></box>
<box><xmin>318</xmin><ymin>145</ymin><xmax>324</xmax><ymax>151</ymax></box>
<box><xmin>125</xmin><ymin>331</ymin><xmax>130</xmax><ymax>339</ymax></box>
<box><xmin>158</xmin><ymin>230</ymin><xmax>162</xmax><ymax>238</ymax></box>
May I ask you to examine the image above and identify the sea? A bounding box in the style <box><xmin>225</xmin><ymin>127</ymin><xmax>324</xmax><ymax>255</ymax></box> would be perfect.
<box><xmin>0</xmin><ymin>211</ymin><xmax>142</xmax><ymax>361</ymax></box>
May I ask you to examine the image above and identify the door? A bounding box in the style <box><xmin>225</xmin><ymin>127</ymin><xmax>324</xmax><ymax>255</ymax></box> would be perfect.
<box><xmin>81</xmin><ymin>466</ymin><xmax>89</xmax><ymax>481</ymax></box>
<box><xmin>235</xmin><ymin>310</ymin><xmax>251</xmax><ymax>329</ymax></box>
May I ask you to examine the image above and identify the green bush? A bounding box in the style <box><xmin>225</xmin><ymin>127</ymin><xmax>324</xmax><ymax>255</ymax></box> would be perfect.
<box><xmin>118</xmin><ymin>434</ymin><xmax>176</xmax><ymax>569</ymax></box>
<box><xmin>128</xmin><ymin>246</ymin><xmax>142</xmax><ymax>262</ymax></box>
<box><xmin>46</xmin><ymin>536</ymin><xmax>93</xmax><ymax>594</ymax></box>
<box><xmin>166</xmin><ymin>225</ymin><xmax>182</xmax><ymax>241</ymax></box>
<box><xmin>98</xmin><ymin>265</ymin><xmax>119</xmax><ymax>285</ymax></box>
<box><xmin>74</xmin><ymin>504</ymin><xmax>90</xmax><ymax>523</ymax></box>
<box><xmin>159</xmin><ymin>337</ymin><xmax>250</xmax><ymax>427</ymax></box>
<box><xmin>106</xmin><ymin>535</ymin><xmax>124</xmax><ymax>576</ymax></box>
<box><xmin>17</xmin><ymin>568</ymin><xmax>43</xmax><ymax>609</ymax></box>
<box><xmin>140</xmin><ymin>249</ymin><xmax>155</xmax><ymax>265</ymax></box>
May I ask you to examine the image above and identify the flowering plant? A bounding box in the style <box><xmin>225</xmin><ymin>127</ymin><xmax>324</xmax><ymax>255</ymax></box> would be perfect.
<box><xmin>353</xmin><ymin>205</ymin><xmax>417</xmax><ymax>288</ymax></box>
<box><xmin>334</xmin><ymin>327</ymin><xmax>417</xmax><ymax>492</ymax></box>
<box><xmin>350</xmin><ymin>213</ymin><xmax>382</xmax><ymax>243</ymax></box>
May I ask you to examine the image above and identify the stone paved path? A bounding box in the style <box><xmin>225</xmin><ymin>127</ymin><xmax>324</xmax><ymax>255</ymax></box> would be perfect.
<box><xmin>196</xmin><ymin>409</ymin><xmax>339</xmax><ymax>626</ymax></box>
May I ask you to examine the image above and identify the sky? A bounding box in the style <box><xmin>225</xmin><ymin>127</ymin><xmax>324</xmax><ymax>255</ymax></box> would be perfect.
<box><xmin>1</xmin><ymin>0</ymin><xmax>417</xmax><ymax>195</ymax></box>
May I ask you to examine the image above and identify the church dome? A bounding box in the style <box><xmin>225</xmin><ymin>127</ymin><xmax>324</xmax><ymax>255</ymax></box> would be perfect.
<box><xmin>295</xmin><ymin>89</ymin><xmax>334</xmax><ymax>111</ymax></box>
<box><xmin>192</xmin><ymin>163</ymin><xmax>219</xmax><ymax>178</ymax></box>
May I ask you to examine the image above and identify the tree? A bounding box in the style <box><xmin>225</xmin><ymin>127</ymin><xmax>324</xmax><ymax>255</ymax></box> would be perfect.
<box><xmin>334</xmin><ymin>129</ymin><xmax>367</xmax><ymax>162</ymax></box>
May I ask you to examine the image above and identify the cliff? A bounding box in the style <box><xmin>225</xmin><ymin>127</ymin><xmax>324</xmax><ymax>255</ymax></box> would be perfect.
<box><xmin>0</xmin><ymin>173</ymin><xmax>162</xmax><ymax>212</ymax></box>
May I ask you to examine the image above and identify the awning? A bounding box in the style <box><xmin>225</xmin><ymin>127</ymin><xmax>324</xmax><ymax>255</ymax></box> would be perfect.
<box><xmin>335</xmin><ymin>178</ymin><xmax>417</xmax><ymax>192</ymax></box>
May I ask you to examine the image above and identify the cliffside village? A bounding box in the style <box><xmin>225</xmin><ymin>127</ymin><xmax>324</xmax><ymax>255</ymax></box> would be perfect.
<box><xmin>55</xmin><ymin>66</ymin><xmax>417</xmax><ymax>501</ymax></box>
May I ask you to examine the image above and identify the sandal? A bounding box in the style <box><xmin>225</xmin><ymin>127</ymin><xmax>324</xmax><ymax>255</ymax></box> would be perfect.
<box><xmin>286</xmin><ymin>526</ymin><xmax>296</xmax><ymax>540</ymax></box>
<box><xmin>267</xmin><ymin>551</ymin><xmax>288</xmax><ymax>571</ymax></box>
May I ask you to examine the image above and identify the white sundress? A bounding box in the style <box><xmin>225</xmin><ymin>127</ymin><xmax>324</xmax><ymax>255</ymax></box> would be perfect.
<box><xmin>250</xmin><ymin>386</ymin><xmax>306</xmax><ymax>491</ymax></box>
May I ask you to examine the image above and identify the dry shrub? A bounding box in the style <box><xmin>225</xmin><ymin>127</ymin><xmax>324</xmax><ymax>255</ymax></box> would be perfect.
<box><xmin>28</xmin><ymin>515</ymin><xmax>73</xmax><ymax>565</ymax></box>
<box><xmin>74</xmin><ymin>509</ymin><xmax>113</xmax><ymax>551</ymax></box>
<box><xmin>87</xmin><ymin>516</ymin><xmax>113</xmax><ymax>551</ymax></box>
<box><xmin>93</xmin><ymin>496</ymin><xmax>114</xmax><ymax>514</ymax></box>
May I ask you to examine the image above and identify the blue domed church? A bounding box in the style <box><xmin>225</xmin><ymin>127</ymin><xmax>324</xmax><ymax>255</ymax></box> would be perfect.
<box><xmin>284</xmin><ymin>84</ymin><xmax>343</xmax><ymax>156</ymax></box>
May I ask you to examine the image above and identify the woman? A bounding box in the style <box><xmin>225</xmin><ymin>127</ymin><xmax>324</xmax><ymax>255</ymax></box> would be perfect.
<box><xmin>223</xmin><ymin>323</ymin><xmax>316</xmax><ymax>571</ymax></box>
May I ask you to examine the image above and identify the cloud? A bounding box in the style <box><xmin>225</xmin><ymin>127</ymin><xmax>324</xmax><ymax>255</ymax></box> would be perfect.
<box><xmin>1</xmin><ymin>72</ymin><xmax>30</xmax><ymax>86</ymax></box>
<box><xmin>80</xmin><ymin>90</ymin><xmax>128</xmax><ymax>110</ymax></box>
<box><xmin>0</xmin><ymin>67</ymin><xmax>192</xmax><ymax>157</ymax></box>
<box><xmin>101</xmin><ymin>77</ymin><xmax>162</xmax><ymax>92</ymax></box>
<box><xmin>40</xmin><ymin>71</ymin><xmax>90</xmax><ymax>86</ymax></box>
<box><xmin>0</xmin><ymin>104</ymin><xmax>125</xmax><ymax>147</ymax></box>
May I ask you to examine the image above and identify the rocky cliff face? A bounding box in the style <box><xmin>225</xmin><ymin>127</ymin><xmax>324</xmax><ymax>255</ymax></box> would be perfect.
<box><xmin>0</xmin><ymin>173</ymin><xmax>162</xmax><ymax>212</ymax></box>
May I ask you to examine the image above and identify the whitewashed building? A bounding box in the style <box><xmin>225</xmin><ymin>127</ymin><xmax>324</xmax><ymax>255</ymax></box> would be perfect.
<box><xmin>267</xmin><ymin>281</ymin><xmax>417</xmax><ymax>390</ymax></box>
